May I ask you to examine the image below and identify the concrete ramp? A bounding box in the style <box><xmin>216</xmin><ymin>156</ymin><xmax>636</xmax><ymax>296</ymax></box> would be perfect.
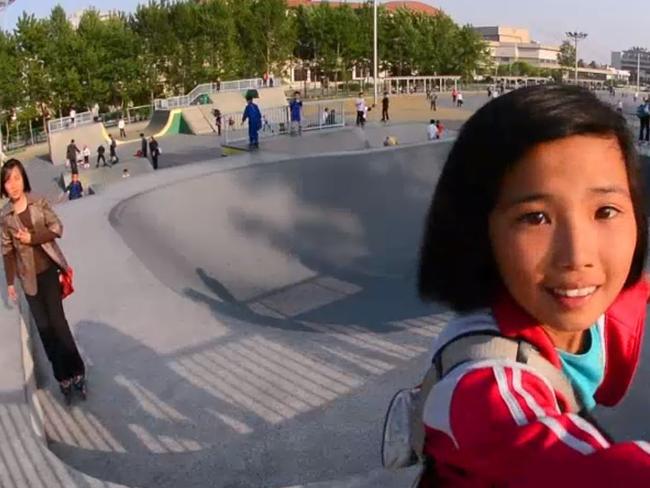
<box><xmin>48</xmin><ymin>123</ymin><xmax>110</xmax><ymax>166</ymax></box>
<box><xmin>181</xmin><ymin>106</ymin><xmax>214</xmax><ymax>135</ymax></box>
<box><xmin>258</xmin><ymin>86</ymin><xmax>288</xmax><ymax>109</ymax></box>
<box><xmin>210</xmin><ymin>86</ymin><xmax>288</xmax><ymax>115</ymax></box>
<box><xmin>210</xmin><ymin>90</ymin><xmax>248</xmax><ymax>113</ymax></box>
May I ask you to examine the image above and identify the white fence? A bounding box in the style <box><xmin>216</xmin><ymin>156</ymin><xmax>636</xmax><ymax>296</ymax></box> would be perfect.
<box><xmin>154</xmin><ymin>78</ymin><xmax>264</xmax><ymax>110</ymax></box>
<box><xmin>47</xmin><ymin>111</ymin><xmax>95</xmax><ymax>133</ymax></box>
<box><xmin>223</xmin><ymin>100</ymin><xmax>345</xmax><ymax>144</ymax></box>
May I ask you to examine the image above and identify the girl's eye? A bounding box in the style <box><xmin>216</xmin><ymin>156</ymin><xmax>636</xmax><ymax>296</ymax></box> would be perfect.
<box><xmin>518</xmin><ymin>212</ymin><xmax>549</xmax><ymax>225</ymax></box>
<box><xmin>595</xmin><ymin>206</ymin><xmax>619</xmax><ymax>220</ymax></box>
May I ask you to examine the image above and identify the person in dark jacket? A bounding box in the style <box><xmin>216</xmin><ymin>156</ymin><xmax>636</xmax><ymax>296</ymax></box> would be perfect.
<box><xmin>109</xmin><ymin>135</ymin><xmax>119</xmax><ymax>164</ymax></box>
<box><xmin>1</xmin><ymin>159</ymin><xmax>86</xmax><ymax>404</ymax></box>
<box><xmin>140</xmin><ymin>133</ymin><xmax>148</xmax><ymax>158</ymax></box>
<box><xmin>149</xmin><ymin>136</ymin><xmax>160</xmax><ymax>170</ymax></box>
<box><xmin>96</xmin><ymin>144</ymin><xmax>110</xmax><ymax>168</ymax></box>
<box><xmin>66</xmin><ymin>140</ymin><xmax>80</xmax><ymax>173</ymax></box>
<box><xmin>381</xmin><ymin>92</ymin><xmax>390</xmax><ymax>122</ymax></box>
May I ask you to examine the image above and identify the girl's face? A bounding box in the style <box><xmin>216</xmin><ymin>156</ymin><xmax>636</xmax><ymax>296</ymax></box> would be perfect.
<box><xmin>3</xmin><ymin>167</ymin><xmax>25</xmax><ymax>201</ymax></box>
<box><xmin>489</xmin><ymin>135</ymin><xmax>637</xmax><ymax>343</ymax></box>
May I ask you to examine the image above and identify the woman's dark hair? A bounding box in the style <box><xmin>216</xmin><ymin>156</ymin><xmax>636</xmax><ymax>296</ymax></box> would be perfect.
<box><xmin>1</xmin><ymin>158</ymin><xmax>31</xmax><ymax>199</ymax></box>
<box><xmin>418</xmin><ymin>84</ymin><xmax>648</xmax><ymax>311</ymax></box>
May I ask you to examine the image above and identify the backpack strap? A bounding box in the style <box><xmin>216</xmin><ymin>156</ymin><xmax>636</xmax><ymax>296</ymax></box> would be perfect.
<box><xmin>436</xmin><ymin>333</ymin><xmax>583</xmax><ymax>413</ymax></box>
<box><xmin>412</xmin><ymin>333</ymin><xmax>583</xmax><ymax>462</ymax></box>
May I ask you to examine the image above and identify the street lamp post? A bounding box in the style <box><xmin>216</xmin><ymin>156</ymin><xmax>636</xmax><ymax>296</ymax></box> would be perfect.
<box><xmin>637</xmin><ymin>50</ymin><xmax>641</xmax><ymax>94</ymax></box>
<box><xmin>566</xmin><ymin>31</ymin><xmax>587</xmax><ymax>84</ymax></box>
<box><xmin>373</xmin><ymin>0</ymin><xmax>378</xmax><ymax>107</ymax></box>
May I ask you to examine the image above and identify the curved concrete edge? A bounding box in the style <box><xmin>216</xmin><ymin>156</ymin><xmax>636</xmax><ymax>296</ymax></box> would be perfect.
<box><xmin>3</xmin><ymin>138</ymin><xmax>454</xmax><ymax>487</ymax></box>
<box><xmin>0</xmin><ymin>281</ymin><xmax>136</xmax><ymax>487</ymax></box>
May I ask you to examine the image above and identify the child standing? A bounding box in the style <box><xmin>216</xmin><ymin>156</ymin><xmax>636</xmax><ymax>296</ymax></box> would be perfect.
<box><xmin>416</xmin><ymin>85</ymin><xmax>650</xmax><ymax>486</ymax></box>
<box><xmin>82</xmin><ymin>145</ymin><xmax>90</xmax><ymax>169</ymax></box>
<box><xmin>242</xmin><ymin>96</ymin><xmax>262</xmax><ymax>149</ymax></box>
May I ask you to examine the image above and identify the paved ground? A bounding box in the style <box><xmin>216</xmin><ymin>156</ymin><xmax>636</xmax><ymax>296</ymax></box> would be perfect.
<box><xmin>5</xmin><ymin>90</ymin><xmax>650</xmax><ymax>487</ymax></box>
<box><xmin>31</xmin><ymin>140</ymin><xmax>451</xmax><ymax>488</ymax></box>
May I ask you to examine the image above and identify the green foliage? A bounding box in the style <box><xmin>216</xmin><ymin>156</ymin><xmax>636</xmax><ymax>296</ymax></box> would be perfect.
<box><xmin>0</xmin><ymin>0</ymin><xmax>487</xmax><ymax>115</ymax></box>
<box><xmin>558</xmin><ymin>40</ymin><xmax>576</xmax><ymax>67</ymax></box>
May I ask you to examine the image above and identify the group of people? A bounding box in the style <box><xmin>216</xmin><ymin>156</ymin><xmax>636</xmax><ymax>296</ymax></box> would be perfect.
<box><xmin>9</xmin><ymin>83</ymin><xmax>650</xmax><ymax>484</ymax></box>
<box><xmin>138</xmin><ymin>133</ymin><xmax>161</xmax><ymax>170</ymax></box>
<box><xmin>66</xmin><ymin>135</ymin><xmax>119</xmax><ymax>174</ymax></box>
<box><xmin>426</xmin><ymin>119</ymin><xmax>445</xmax><ymax>140</ymax></box>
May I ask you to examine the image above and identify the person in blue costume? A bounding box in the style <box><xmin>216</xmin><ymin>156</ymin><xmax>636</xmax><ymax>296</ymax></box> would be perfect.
<box><xmin>242</xmin><ymin>96</ymin><xmax>262</xmax><ymax>149</ymax></box>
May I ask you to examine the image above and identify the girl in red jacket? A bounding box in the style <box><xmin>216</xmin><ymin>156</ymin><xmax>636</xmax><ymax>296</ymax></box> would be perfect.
<box><xmin>417</xmin><ymin>84</ymin><xmax>650</xmax><ymax>487</ymax></box>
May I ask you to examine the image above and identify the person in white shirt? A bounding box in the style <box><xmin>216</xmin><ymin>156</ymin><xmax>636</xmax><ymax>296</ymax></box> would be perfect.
<box><xmin>322</xmin><ymin>108</ymin><xmax>329</xmax><ymax>126</ymax></box>
<box><xmin>427</xmin><ymin>119</ymin><xmax>439</xmax><ymax>141</ymax></box>
<box><xmin>118</xmin><ymin>117</ymin><xmax>127</xmax><ymax>139</ymax></box>
<box><xmin>69</xmin><ymin>108</ymin><xmax>76</xmax><ymax>127</ymax></box>
<box><xmin>355</xmin><ymin>92</ymin><xmax>366</xmax><ymax>127</ymax></box>
<box><xmin>457</xmin><ymin>92</ymin><xmax>464</xmax><ymax>107</ymax></box>
<box><xmin>82</xmin><ymin>146</ymin><xmax>91</xmax><ymax>168</ymax></box>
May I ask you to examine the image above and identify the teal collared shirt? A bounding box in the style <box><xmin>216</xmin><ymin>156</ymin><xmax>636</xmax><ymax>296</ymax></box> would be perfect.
<box><xmin>557</xmin><ymin>323</ymin><xmax>605</xmax><ymax>411</ymax></box>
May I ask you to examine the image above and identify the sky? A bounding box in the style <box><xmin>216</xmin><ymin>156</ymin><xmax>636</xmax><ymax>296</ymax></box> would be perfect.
<box><xmin>1</xmin><ymin>0</ymin><xmax>646</xmax><ymax>64</ymax></box>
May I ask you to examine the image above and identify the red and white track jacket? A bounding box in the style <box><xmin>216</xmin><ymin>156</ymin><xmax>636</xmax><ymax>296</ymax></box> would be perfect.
<box><xmin>421</xmin><ymin>279</ymin><xmax>650</xmax><ymax>487</ymax></box>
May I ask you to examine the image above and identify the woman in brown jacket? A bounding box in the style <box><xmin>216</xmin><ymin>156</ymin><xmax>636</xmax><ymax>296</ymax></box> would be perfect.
<box><xmin>1</xmin><ymin>159</ymin><xmax>85</xmax><ymax>404</ymax></box>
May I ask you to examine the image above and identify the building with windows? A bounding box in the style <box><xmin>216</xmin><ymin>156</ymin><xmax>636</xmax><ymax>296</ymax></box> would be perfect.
<box><xmin>474</xmin><ymin>26</ymin><xmax>561</xmax><ymax>69</ymax></box>
<box><xmin>611</xmin><ymin>48</ymin><xmax>650</xmax><ymax>85</ymax></box>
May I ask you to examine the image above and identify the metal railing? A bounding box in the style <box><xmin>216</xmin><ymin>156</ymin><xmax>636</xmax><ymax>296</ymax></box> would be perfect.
<box><xmin>154</xmin><ymin>78</ymin><xmax>265</xmax><ymax>110</ymax></box>
<box><xmin>47</xmin><ymin>111</ymin><xmax>95</xmax><ymax>133</ymax></box>
<box><xmin>224</xmin><ymin>100</ymin><xmax>345</xmax><ymax>144</ymax></box>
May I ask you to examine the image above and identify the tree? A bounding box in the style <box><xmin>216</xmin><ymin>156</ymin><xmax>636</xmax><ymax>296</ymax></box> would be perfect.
<box><xmin>558</xmin><ymin>40</ymin><xmax>576</xmax><ymax>67</ymax></box>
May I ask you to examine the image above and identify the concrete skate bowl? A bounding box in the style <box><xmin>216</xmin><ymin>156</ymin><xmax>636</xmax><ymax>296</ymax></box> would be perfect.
<box><xmin>110</xmin><ymin>141</ymin><xmax>452</xmax><ymax>335</ymax></box>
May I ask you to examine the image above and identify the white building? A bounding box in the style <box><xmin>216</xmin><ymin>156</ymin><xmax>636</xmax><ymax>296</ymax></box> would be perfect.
<box><xmin>474</xmin><ymin>26</ymin><xmax>561</xmax><ymax>69</ymax></box>
<box><xmin>67</xmin><ymin>8</ymin><xmax>120</xmax><ymax>29</ymax></box>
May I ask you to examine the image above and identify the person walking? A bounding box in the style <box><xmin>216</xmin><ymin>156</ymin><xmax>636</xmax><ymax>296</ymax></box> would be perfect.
<box><xmin>118</xmin><ymin>117</ymin><xmax>127</xmax><ymax>139</ymax></box>
<box><xmin>430</xmin><ymin>92</ymin><xmax>438</xmax><ymax>111</ymax></box>
<box><xmin>109</xmin><ymin>135</ymin><xmax>119</xmax><ymax>164</ymax></box>
<box><xmin>637</xmin><ymin>100</ymin><xmax>650</xmax><ymax>144</ymax></box>
<box><xmin>242</xmin><ymin>96</ymin><xmax>262</xmax><ymax>149</ymax></box>
<box><xmin>140</xmin><ymin>133</ymin><xmax>148</xmax><ymax>158</ymax></box>
<box><xmin>355</xmin><ymin>92</ymin><xmax>367</xmax><ymax>127</ymax></box>
<box><xmin>149</xmin><ymin>136</ymin><xmax>160</xmax><ymax>170</ymax></box>
<box><xmin>1</xmin><ymin>159</ymin><xmax>86</xmax><ymax>404</ymax></box>
<box><xmin>69</xmin><ymin>108</ymin><xmax>76</xmax><ymax>127</ymax></box>
<box><xmin>213</xmin><ymin>108</ymin><xmax>222</xmax><ymax>136</ymax></box>
<box><xmin>381</xmin><ymin>92</ymin><xmax>390</xmax><ymax>122</ymax></box>
<box><xmin>289</xmin><ymin>91</ymin><xmax>303</xmax><ymax>135</ymax></box>
<box><xmin>456</xmin><ymin>91</ymin><xmax>464</xmax><ymax>107</ymax></box>
<box><xmin>66</xmin><ymin>140</ymin><xmax>80</xmax><ymax>173</ymax></box>
<box><xmin>96</xmin><ymin>144</ymin><xmax>109</xmax><ymax>168</ymax></box>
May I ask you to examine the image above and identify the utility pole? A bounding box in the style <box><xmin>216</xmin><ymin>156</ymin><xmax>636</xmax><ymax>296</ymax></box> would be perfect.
<box><xmin>566</xmin><ymin>31</ymin><xmax>588</xmax><ymax>84</ymax></box>
<box><xmin>373</xmin><ymin>0</ymin><xmax>378</xmax><ymax>107</ymax></box>
<box><xmin>637</xmin><ymin>50</ymin><xmax>641</xmax><ymax>94</ymax></box>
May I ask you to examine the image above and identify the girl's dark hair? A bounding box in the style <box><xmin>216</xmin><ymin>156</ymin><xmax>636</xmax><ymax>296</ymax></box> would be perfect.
<box><xmin>1</xmin><ymin>159</ymin><xmax>31</xmax><ymax>199</ymax></box>
<box><xmin>418</xmin><ymin>84</ymin><xmax>648</xmax><ymax>311</ymax></box>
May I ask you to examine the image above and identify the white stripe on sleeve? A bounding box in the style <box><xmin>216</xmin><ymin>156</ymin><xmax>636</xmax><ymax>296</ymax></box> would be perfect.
<box><xmin>538</xmin><ymin>417</ymin><xmax>595</xmax><ymax>455</ymax></box>
<box><xmin>567</xmin><ymin>414</ymin><xmax>610</xmax><ymax>449</ymax></box>
<box><xmin>511</xmin><ymin>367</ymin><xmax>559</xmax><ymax>417</ymax></box>
<box><xmin>635</xmin><ymin>441</ymin><xmax>650</xmax><ymax>456</ymax></box>
<box><xmin>494</xmin><ymin>366</ymin><xmax>527</xmax><ymax>426</ymax></box>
